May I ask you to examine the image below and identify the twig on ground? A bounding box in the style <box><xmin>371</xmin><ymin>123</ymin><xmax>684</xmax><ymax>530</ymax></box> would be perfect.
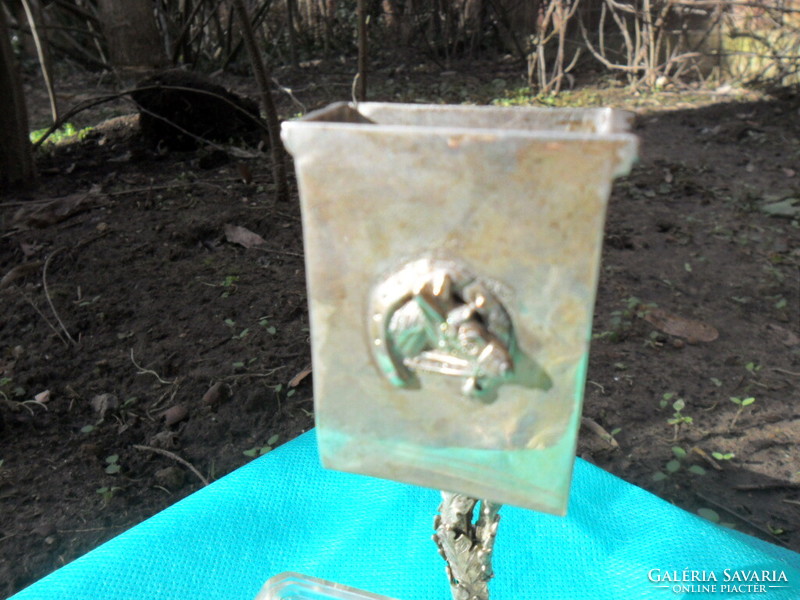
<box><xmin>271</xmin><ymin>77</ymin><xmax>306</xmax><ymax>113</ymax></box>
<box><xmin>587</xmin><ymin>380</ymin><xmax>605</xmax><ymax>393</ymax></box>
<box><xmin>580</xmin><ymin>417</ymin><xmax>619</xmax><ymax>449</ymax></box>
<box><xmin>351</xmin><ymin>72</ymin><xmax>361</xmax><ymax>105</ymax></box>
<box><xmin>20</xmin><ymin>291</ymin><xmax>69</xmax><ymax>348</ymax></box>
<box><xmin>133</xmin><ymin>444</ymin><xmax>210</xmax><ymax>486</ymax></box>
<box><xmin>108</xmin><ymin>180</ymin><xmax>230</xmax><ymax>197</ymax></box>
<box><xmin>736</xmin><ymin>482</ymin><xmax>800</xmax><ymax>491</ymax></box>
<box><xmin>259</xmin><ymin>247</ymin><xmax>304</xmax><ymax>259</ymax></box>
<box><xmin>16</xmin><ymin>289</ymin><xmax>69</xmax><ymax>347</ymax></box>
<box><xmin>43</xmin><ymin>248</ymin><xmax>78</xmax><ymax>347</ymax></box>
<box><xmin>772</xmin><ymin>367</ymin><xmax>800</xmax><ymax>377</ymax></box>
<box><xmin>58</xmin><ymin>525</ymin><xmax>127</xmax><ymax>533</ymax></box>
<box><xmin>74</xmin><ymin>231</ymin><xmax>110</xmax><ymax>252</ymax></box>
<box><xmin>147</xmin><ymin>383</ymin><xmax>180</xmax><ymax>415</ymax></box>
<box><xmin>130</xmin><ymin>348</ymin><xmax>176</xmax><ymax>385</ymax></box>
<box><xmin>690</xmin><ymin>446</ymin><xmax>722</xmax><ymax>471</ymax></box>
<box><xmin>695</xmin><ymin>492</ymin><xmax>786</xmax><ymax>544</ymax></box>
<box><xmin>1</xmin><ymin>391</ymin><xmax>48</xmax><ymax>416</ymax></box>
<box><xmin>270</xmin><ymin>210</ymin><xmax>301</xmax><ymax>222</ymax></box>
<box><xmin>0</xmin><ymin>198</ymin><xmax>58</xmax><ymax>208</ymax></box>
<box><xmin>107</xmin><ymin>182</ymin><xmax>199</xmax><ymax>196</ymax></box>
<box><xmin>222</xmin><ymin>366</ymin><xmax>285</xmax><ymax>381</ymax></box>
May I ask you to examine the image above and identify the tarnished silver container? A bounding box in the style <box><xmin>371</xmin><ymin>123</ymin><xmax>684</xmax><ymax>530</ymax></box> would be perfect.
<box><xmin>282</xmin><ymin>102</ymin><xmax>637</xmax><ymax>515</ymax></box>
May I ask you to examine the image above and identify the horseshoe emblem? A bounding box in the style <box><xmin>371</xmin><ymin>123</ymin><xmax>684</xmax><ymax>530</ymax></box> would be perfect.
<box><xmin>369</xmin><ymin>258</ymin><xmax>518</xmax><ymax>402</ymax></box>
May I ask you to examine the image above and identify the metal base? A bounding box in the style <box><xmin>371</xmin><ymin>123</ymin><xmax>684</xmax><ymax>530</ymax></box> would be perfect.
<box><xmin>258</xmin><ymin>493</ymin><xmax>499</xmax><ymax>600</ymax></box>
<box><xmin>434</xmin><ymin>493</ymin><xmax>501</xmax><ymax>600</ymax></box>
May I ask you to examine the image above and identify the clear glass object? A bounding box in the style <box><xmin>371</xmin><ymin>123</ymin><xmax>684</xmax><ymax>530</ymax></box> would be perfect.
<box><xmin>255</xmin><ymin>572</ymin><xmax>400</xmax><ymax>600</ymax></box>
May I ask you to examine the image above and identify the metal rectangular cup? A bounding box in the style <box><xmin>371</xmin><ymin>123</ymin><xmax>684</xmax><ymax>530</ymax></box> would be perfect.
<box><xmin>282</xmin><ymin>102</ymin><xmax>637</xmax><ymax>515</ymax></box>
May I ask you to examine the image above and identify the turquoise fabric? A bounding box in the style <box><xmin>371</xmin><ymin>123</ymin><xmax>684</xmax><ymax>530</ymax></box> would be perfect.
<box><xmin>10</xmin><ymin>430</ymin><xmax>800</xmax><ymax>600</ymax></box>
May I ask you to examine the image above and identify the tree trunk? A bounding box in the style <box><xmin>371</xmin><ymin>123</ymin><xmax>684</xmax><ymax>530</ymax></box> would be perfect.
<box><xmin>356</xmin><ymin>0</ymin><xmax>367</xmax><ymax>101</ymax></box>
<box><xmin>97</xmin><ymin>0</ymin><xmax>166</xmax><ymax>69</ymax></box>
<box><xmin>0</xmin><ymin>5</ymin><xmax>36</xmax><ymax>192</ymax></box>
<box><xmin>232</xmin><ymin>0</ymin><xmax>290</xmax><ymax>203</ymax></box>
<box><xmin>287</xmin><ymin>0</ymin><xmax>298</xmax><ymax>67</ymax></box>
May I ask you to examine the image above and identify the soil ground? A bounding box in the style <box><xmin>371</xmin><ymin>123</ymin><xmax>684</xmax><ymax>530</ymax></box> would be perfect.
<box><xmin>1</xmin><ymin>59</ymin><xmax>799</xmax><ymax>597</ymax></box>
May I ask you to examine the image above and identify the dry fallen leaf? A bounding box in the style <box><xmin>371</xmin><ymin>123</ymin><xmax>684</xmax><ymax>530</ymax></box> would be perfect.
<box><xmin>202</xmin><ymin>381</ymin><xmax>230</xmax><ymax>406</ymax></box>
<box><xmin>155</xmin><ymin>466</ymin><xmax>185</xmax><ymax>490</ymax></box>
<box><xmin>767</xmin><ymin>323</ymin><xmax>800</xmax><ymax>347</ymax></box>
<box><xmin>12</xmin><ymin>193</ymin><xmax>93</xmax><ymax>228</ymax></box>
<box><xmin>761</xmin><ymin>197</ymin><xmax>800</xmax><ymax>218</ymax></box>
<box><xmin>288</xmin><ymin>367</ymin><xmax>312</xmax><ymax>388</ymax></box>
<box><xmin>224</xmin><ymin>224</ymin><xmax>266</xmax><ymax>249</ymax></box>
<box><xmin>148</xmin><ymin>430</ymin><xmax>179</xmax><ymax>449</ymax></box>
<box><xmin>90</xmin><ymin>393</ymin><xmax>119</xmax><ymax>419</ymax></box>
<box><xmin>237</xmin><ymin>163</ymin><xmax>253</xmax><ymax>184</ymax></box>
<box><xmin>0</xmin><ymin>261</ymin><xmax>42</xmax><ymax>290</ymax></box>
<box><xmin>162</xmin><ymin>403</ymin><xmax>189</xmax><ymax>427</ymax></box>
<box><xmin>19</xmin><ymin>242</ymin><xmax>42</xmax><ymax>257</ymax></box>
<box><xmin>642</xmin><ymin>308</ymin><xmax>719</xmax><ymax>343</ymax></box>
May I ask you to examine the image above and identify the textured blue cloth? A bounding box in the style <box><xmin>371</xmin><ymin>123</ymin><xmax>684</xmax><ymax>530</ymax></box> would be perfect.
<box><xmin>11</xmin><ymin>430</ymin><xmax>800</xmax><ymax>600</ymax></box>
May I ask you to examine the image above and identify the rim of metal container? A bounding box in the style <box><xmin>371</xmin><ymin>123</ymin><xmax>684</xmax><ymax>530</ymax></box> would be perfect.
<box><xmin>281</xmin><ymin>101</ymin><xmax>637</xmax><ymax>140</ymax></box>
<box><xmin>281</xmin><ymin>102</ymin><xmax>639</xmax><ymax>177</ymax></box>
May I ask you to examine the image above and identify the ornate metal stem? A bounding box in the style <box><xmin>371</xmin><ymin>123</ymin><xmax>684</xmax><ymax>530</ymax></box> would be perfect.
<box><xmin>433</xmin><ymin>492</ymin><xmax>501</xmax><ymax>600</ymax></box>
